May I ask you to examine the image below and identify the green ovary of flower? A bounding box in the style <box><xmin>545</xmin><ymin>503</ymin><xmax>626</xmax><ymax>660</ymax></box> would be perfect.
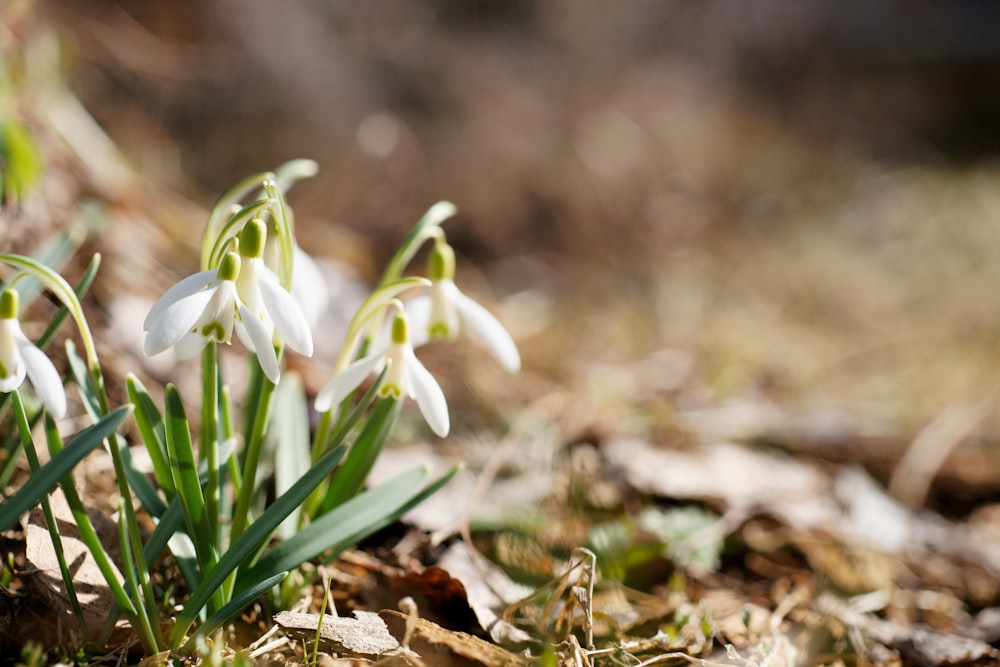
<box><xmin>0</xmin><ymin>289</ymin><xmax>17</xmax><ymax>320</ymax></box>
<box><xmin>428</xmin><ymin>240</ymin><xmax>455</xmax><ymax>282</ymax></box>
<box><xmin>217</xmin><ymin>251</ymin><xmax>242</xmax><ymax>281</ymax></box>
<box><xmin>239</xmin><ymin>218</ymin><xmax>267</xmax><ymax>259</ymax></box>
<box><xmin>391</xmin><ymin>310</ymin><xmax>409</xmax><ymax>345</ymax></box>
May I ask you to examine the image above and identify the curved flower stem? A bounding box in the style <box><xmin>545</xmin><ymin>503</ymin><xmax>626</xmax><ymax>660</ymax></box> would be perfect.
<box><xmin>379</xmin><ymin>201</ymin><xmax>456</xmax><ymax>285</ymax></box>
<box><xmin>202</xmin><ymin>171</ymin><xmax>276</xmax><ymax>270</ymax></box>
<box><xmin>262</xmin><ymin>180</ymin><xmax>295</xmax><ymax>290</ymax></box>
<box><xmin>0</xmin><ymin>253</ymin><xmax>100</xmax><ymax>369</ymax></box>
<box><xmin>201</xmin><ymin>340</ymin><xmax>220</xmax><ymax>543</ymax></box>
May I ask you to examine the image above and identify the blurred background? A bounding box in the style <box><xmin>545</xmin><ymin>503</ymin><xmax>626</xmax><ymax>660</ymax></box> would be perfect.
<box><xmin>9</xmin><ymin>1</ymin><xmax>1000</xmax><ymax>502</ymax></box>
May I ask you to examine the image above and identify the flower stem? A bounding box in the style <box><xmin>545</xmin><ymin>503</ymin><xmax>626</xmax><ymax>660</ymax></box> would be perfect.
<box><xmin>230</xmin><ymin>361</ymin><xmax>277</xmax><ymax>544</ymax></box>
<box><xmin>201</xmin><ymin>340</ymin><xmax>220</xmax><ymax>543</ymax></box>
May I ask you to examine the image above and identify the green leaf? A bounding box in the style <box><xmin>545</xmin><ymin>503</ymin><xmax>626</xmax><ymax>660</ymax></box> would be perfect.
<box><xmin>271</xmin><ymin>372</ymin><xmax>311</xmax><ymax>539</ymax></box>
<box><xmin>190</xmin><ymin>572</ymin><xmax>287</xmax><ymax>645</ymax></box>
<box><xmin>0</xmin><ymin>406</ymin><xmax>129</xmax><ymax>532</ymax></box>
<box><xmin>168</xmin><ymin>443</ymin><xmax>348</xmax><ymax>645</ymax></box>
<box><xmin>0</xmin><ymin>116</ymin><xmax>42</xmax><ymax>202</ymax></box>
<box><xmin>236</xmin><ymin>465</ymin><xmax>458</xmax><ymax>595</ymax></box>
<box><xmin>319</xmin><ymin>397</ymin><xmax>400</xmax><ymax>514</ymax></box>
<box><xmin>163</xmin><ymin>385</ymin><xmax>216</xmax><ymax>571</ymax></box>
<box><xmin>126</xmin><ymin>374</ymin><xmax>174</xmax><ymax>497</ymax></box>
<box><xmin>65</xmin><ymin>340</ymin><xmax>102</xmax><ymax>421</ymax></box>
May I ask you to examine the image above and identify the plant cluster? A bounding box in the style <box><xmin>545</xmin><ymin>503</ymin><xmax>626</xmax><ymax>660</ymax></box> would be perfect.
<box><xmin>0</xmin><ymin>159</ymin><xmax>520</xmax><ymax>656</ymax></box>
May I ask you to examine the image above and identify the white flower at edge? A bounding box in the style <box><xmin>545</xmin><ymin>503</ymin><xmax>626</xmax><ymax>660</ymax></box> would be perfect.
<box><xmin>0</xmin><ymin>289</ymin><xmax>66</xmax><ymax>418</ymax></box>
<box><xmin>406</xmin><ymin>241</ymin><xmax>520</xmax><ymax>373</ymax></box>
<box><xmin>315</xmin><ymin>308</ymin><xmax>449</xmax><ymax>437</ymax></box>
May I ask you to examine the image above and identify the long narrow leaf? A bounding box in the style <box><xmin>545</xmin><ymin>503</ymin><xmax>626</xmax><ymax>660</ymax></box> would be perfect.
<box><xmin>236</xmin><ymin>465</ymin><xmax>433</xmax><ymax>595</ymax></box>
<box><xmin>65</xmin><ymin>340</ymin><xmax>101</xmax><ymax>421</ymax></box>
<box><xmin>126</xmin><ymin>374</ymin><xmax>174</xmax><ymax>497</ymax></box>
<box><xmin>271</xmin><ymin>372</ymin><xmax>310</xmax><ymax>539</ymax></box>
<box><xmin>118</xmin><ymin>441</ymin><xmax>166</xmax><ymax>517</ymax></box>
<box><xmin>189</xmin><ymin>572</ymin><xmax>287</xmax><ymax>646</ymax></box>
<box><xmin>0</xmin><ymin>406</ymin><xmax>129</xmax><ymax>532</ymax></box>
<box><xmin>163</xmin><ymin>385</ymin><xmax>216</xmax><ymax>572</ymax></box>
<box><xmin>169</xmin><ymin>443</ymin><xmax>347</xmax><ymax>645</ymax></box>
<box><xmin>319</xmin><ymin>397</ymin><xmax>400</xmax><ymax>514</ymax></box>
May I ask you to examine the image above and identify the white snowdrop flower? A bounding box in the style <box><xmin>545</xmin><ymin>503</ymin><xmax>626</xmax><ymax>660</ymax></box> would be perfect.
<box><xmin>315</xmin><ymin>307</ymin><xmax>449</xmax><ymax>437</ymax></box>
<box><xmin>406</xmin><ymin>241</ymin><xmax>520</xmax><ymax>373</ymax></box>
<box><xmin>143</xmin><ymin>250</ymin><xmax>276</xmax><ymax>381</ymax></box>
<box><xmin>144</xmin><ymin>221</ymin><xmax>314</xmax><ymax>384</ymax></box>
<box><xmin>0</xmin><ymin>289</ymin><xmax>66</xmax><ymax>418</ymax></box>
<box><xmin>234</xmin><ymin>219</ymin><xmax>314</xmax><ymax>362</ymax></box>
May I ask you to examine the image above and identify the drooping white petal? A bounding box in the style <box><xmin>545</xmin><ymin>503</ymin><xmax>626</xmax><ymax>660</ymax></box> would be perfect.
<box><xmin>453</xmin><ymin>290</ymin><xmax>521</xmax><ymax>373</ymax></box>
<box><xmin>314</xmin><ymin>352</ymin><xmax>384</xmax><ymax>412</ymax></box>
<box><xmin>258</xmin><ymin>268</ymin><xmax>314</xmax><ymax>356</ymax></box>
<box><xmin>239</xmin><ymin>302</ymin><xmax>280</xmax><ymax>383</ymax></box>
<box><xmin>144</xmin><ymin>288</ymin><xmax>217</xmax><ymax>356</ymax></box>
<box><xmin>405</xmin><ymin>347</ymin><xmax>450</xmax><ymax>437</ymax></box>
<box><xmin>402</xmin><ymin>294</ymin><xmax>432</xmax><ymax>348</ymax></box>
<box><xmin>236</xmin><ymin>257</ymin><xmax>264</xmax><ymax>315</ymax></box>
<box><xmin>174</xmin><ymin>331</ymin><xmax>209</xmax><ymax>360</ymax></box>
<box><xmin>0</xmin><ymin>320</ymin><xmax>25</xmax><ymax>392</ymax></box>
<box><xmin>429</xmin><ymin>280</ymin><xmax>461</xmax><ymax>340</ymax></box>
<box><xmin>291</xmin><ymin>244</ymin><xmax>329</xmax><ymax>327</ymax></box>
<box><xmin>143</xmin><ymin>270</ymin><xmax>218</xmax><ymax>331</ymax></box>
<box><xmin>16</xmin><ymin>333</ymin><xmax>66</xmax><ymax>418</ymax></box>
<box><xmin>206</xmin><ymin>281</ymin><xmax>239</xmax><ymax>341</ymax></box>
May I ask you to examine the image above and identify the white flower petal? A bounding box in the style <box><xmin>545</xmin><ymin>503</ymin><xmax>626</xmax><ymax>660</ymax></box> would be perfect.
<box><xmin>0</xmin><ymin>370</ymin><xmax>24</xmax><ymax>393</ymax></box>
<box><xmin>314</xmin><ymin>352</ymin><xmax>383</xmax><ymax>412</ymax></box>
<box><xmin>258</xmin><ymin>268</ymin><xmax>314</xmax><ymax>356</ymax></box>
<box><xmin>144</xmin><ymin>288</ymin><xmax>217</xmax><ymax>356</ymax></box>
<box><xmin>291</xmin><ymin>245</ymin><xmax>329</xmax><ymax>327</ymax></box>
<box><xmin>16</xmin><ymin>334</ymin><xmax>66</xmax><ymax>418</ymax></box>
<box><xmin>236</xmin><ymin>257</ymin><xmax>264</xmax><ymax>315</ymax></box>
<box><xmin>405</xmin><ymin>347</ymin><xmax>450</xmax><ymax>437</ymax></box>
<box><xmin>239</xmin><ymin>303</ymin><xmax>281</xmax><ymax>383</ymax></box>
<box><xmin>0</xmin><ymin>320</ymin><xmax>25</xmax><ymax>391</ymax></box>
<box><xmin>143</xmin><ymin>270</ymin><xmax>218</xmax><ymax>331</ymax></box>
<box><xmin>403</xmin><ymin>294</ymin><xmax>432</xmax><ymax>348</ymax></box>
<box><xmin>174</xmin><ymin>332</ymin><xmax>209</xmax><ymax>360</ymax></box>
<box><xmin>454</xmin><ymin>290</ymin><xmax>521</xmax><ymax>373</ymax></box>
